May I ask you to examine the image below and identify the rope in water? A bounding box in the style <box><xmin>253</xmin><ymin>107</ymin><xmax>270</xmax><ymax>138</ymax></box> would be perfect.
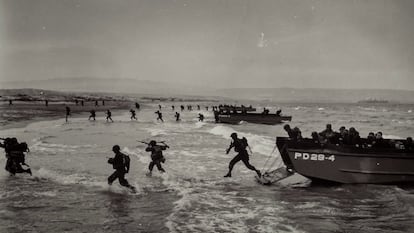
<box><xmin>264</xmin><ymin>150</ymin><xmax>284</xmax><ymax>173</ymax></box>
<box><xmin>260</xmin><ymin>144</ymin><xmax>278</xmax><ymax>172</ymax></box>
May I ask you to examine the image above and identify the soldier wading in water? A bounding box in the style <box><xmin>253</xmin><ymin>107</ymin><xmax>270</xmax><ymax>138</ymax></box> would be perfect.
<box><xmin>107</xmin><ymin>145</ymin><xmax>136</xmax><ymax>192</ymax></box>
<box><xmin>0</xmin><ymin>137</ymin><xmax>32</xmax><ymax>176</ymax></box>
<box><xmin>145</xmin><ymin>140</ymin><xmax>169</xmax><ymax>176</ymax></box>
<box><xmin>224</xmin><ymin>133</ymin><xmax>261</xmax><ymax>178</ymax></box>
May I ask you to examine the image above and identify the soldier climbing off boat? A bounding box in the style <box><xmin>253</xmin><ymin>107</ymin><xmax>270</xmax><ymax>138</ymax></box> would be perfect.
<box><xmin>224</xmin><ymin>133</ymin><xmax>261</xmax><ymax>178</ymax></box>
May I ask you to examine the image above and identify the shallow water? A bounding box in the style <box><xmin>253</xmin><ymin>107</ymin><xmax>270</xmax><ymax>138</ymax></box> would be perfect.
<box><xmin>0</xmin><ymin>103</ymin><xmax>413</xmax><ymax>232</ymax></box>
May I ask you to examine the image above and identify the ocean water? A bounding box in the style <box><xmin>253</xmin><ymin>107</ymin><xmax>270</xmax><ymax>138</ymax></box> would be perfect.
<box><xmin>0</xmin><ymin>102</ymin><xmax>414</xmax><ymax>233</ymax></box>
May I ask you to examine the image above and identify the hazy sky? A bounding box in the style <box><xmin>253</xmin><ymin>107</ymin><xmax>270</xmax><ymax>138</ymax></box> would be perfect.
<box><xmin>1</xmin><ymin>0</ymin><xmax>413</xmax><ymax>90</ymax></box>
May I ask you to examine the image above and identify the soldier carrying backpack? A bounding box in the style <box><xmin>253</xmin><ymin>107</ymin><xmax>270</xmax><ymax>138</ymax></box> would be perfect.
<box><xmin>0</xmin><ymin>137</ymin><xmax>32</xmax><ymax>176</ymax></box>
<box><xmin>224</xmin><ymin>133</ymin><xmax>261</xmax><ymax>178</ymax></box>
<box><xmin>145</xmin><ymin>140</ymin><xmax>169</xmax><ymax>176</ymax></box>
<box><xmin>107</xmin><ymin>145</ymin><xmax>136</xmax><ymax>192</ymax></box>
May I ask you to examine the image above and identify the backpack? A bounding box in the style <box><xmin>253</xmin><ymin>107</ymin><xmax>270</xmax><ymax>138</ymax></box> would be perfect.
<box><xmin>123</xmin><ymin>154</ymin><xmax>130</xmax><ymax>172</ymax></box>
<box><xmin>17</xmin><ymin>142</ymin><xmax>29</xmax><ymax>152</ymax></box>
<box><xmin>241</xmin><ymin>137</ymin><xmax>248</xmax><ymax>147</ymax></box>
<box><xmin>234</xmin><ymin>137</ymin><xmax>248</xmax><ymax>152</ymax></box>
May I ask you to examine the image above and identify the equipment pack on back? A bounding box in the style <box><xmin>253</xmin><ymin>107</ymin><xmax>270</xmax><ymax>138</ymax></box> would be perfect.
<box><xmin>234</xmin><ymin>137</ymin><xmax>248</xmax><ymax>152</ymax></box>
<box><xmin>123</xmin><ymin>153</ymin><xmax>130</xmax><ymax>173</ymax></box>
<box><xmin>1</xmin><ymin>137</ymin><xmax>32</xmax><ymax>176</ymax></box>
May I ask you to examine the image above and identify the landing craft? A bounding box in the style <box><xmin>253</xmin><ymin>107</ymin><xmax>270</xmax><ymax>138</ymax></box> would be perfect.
<box><xmin>215</xmin><ymin>106</ymin><xmax>292</xmax><ymax>125</ymax></box>
<box><xmin>217</xmin><ymin>113</ymin><xmax>292</xmax><ymax>125</ymax></box>
<box><xmin>275</xmin><ymin>137</ymin><xmax>414</xmax><ymax>184</ymax></box>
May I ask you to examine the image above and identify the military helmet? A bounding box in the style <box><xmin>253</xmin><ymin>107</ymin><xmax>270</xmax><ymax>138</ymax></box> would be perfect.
<box><xmin>112</xmin><ymin>145</ymin><xmax>120</xmax><ymax>152</ymax></box>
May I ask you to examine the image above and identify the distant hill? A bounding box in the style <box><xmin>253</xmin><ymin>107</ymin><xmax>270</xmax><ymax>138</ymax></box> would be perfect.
<box><xmin>216</xmin><ymin>88</ymin><xmax>414</xmax><ymax>104</ymax></box>
<box><xmin>0</xmin><ymin>77</ymin><xmax>213</xmax><ymax>96</ymax></box>
<box><xmin>0</xmin><ymin>88</ymin><xmax>224</xmax><ymax>103</ymax></box>
<box><xmin>0</xmin><ymin>89</ymin><xmax>63</xmax><ymax>97</ymax></box>
<box><xmin>0</xmin><ymin>88</ymin><xmax>127</xmax><ymax>102</ymax></box>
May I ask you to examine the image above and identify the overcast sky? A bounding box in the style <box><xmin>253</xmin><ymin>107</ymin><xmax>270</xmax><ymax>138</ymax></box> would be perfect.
<box><xmin>1</xmin><ymin>0</ymin><xmax>413</xmax><ymax>90</ymax></box>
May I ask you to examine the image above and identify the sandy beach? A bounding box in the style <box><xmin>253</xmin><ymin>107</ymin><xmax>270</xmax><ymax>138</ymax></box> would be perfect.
<box><xmin>0</xmin><ymin>88</ymin><xmax>223</xmax><ymax>130</ymax></box>
<box><xmin>0</xmin><ymin>100</ymin><xmax>135</xmax><ymax>130</ymax></box>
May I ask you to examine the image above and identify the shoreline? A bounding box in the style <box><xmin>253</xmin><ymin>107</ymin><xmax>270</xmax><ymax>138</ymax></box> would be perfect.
<box><xmin>0</xmin><ymin>101</ymin><xmax>134</xmax><ymax>131</ymax></box>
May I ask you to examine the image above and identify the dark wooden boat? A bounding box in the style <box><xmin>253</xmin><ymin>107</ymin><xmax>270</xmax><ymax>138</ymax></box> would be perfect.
<box><xmin>218</xmin><ymin>106</ymin><xmax>256</xmax><ymax>112</ymax></box>
<box><xmin>217</xmin><ymin>113</ymin><xmax>292</xmax><ymax>125</ymax></box>
<box><xmin>276</xmin><ymin>137</ymin><xmax>414</xmax><ymax>184</ymax></box>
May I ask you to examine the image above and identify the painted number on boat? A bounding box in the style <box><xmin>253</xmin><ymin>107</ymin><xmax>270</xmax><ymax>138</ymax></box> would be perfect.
<box><xmin>294</xmin><ymin>152</ymin><xmax>335</xmax><ymax>162</ymax></box>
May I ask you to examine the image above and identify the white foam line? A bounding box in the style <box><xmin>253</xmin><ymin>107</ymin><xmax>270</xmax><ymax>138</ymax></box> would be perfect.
<box><xmin>29</xmin><ymin>167</ymin><xmax>142</xmax><ymax>195</ymax></box>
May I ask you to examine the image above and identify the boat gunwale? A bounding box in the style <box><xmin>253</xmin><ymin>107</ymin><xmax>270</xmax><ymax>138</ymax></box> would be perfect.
<box><xmin>276</xmin><ymin>137</ymin><xmax>414</xmax><ymax>184</ymax></box>
<box><xmin>286</xmin><ymin>148</ymin><xmax>414</xmax><ymax>159</ymax></box>
<box><xmin>218</xmin><ymin>113</ymin><xmax>292</xmax><ymax>118</ymax></box>
<box><xmin>277</xmin><ymin>137</ymin><xmax>413</xmax><ymax>158</ymax></box>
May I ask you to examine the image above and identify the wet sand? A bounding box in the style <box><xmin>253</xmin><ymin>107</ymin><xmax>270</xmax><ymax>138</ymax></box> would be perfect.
<box><xmin>0</xmin><ymin>100</ymin><xmax>133</xmax><ymax>130</ymax></box>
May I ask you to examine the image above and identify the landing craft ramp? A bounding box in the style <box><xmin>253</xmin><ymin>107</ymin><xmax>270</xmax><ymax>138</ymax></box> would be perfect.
<box><xmin>255</xmin><ymin>167</ymin><xmax>294</xmax><ymax>185</ymax></box>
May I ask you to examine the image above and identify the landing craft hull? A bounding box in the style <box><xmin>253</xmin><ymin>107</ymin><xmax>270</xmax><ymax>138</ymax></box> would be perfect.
<box><xmin>276</xmin><ymin>137</ymin><xmax>414</xmax><ymax>184</ymax></box>
<box><xmin>218</xmin><ymin>114</ymin><xmax>291</xmax><ymax>125</ymax></box>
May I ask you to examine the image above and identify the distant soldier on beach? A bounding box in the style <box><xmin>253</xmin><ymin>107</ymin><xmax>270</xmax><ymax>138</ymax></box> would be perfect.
<box><xmin>95</xmin><ymin>100</ymin><xmax>99</xmax><ymax>107</ymax></box>
<box><xmin>45</xmin><ymin>100</ymin><xmax>48</xmax><ymax>106</ymax></box>
<box><xmin>65</xmin><ymin>106</ymin><xmax>71</xmax><ymax>122</ymax></box>
<box><xmin>175</xmin><ymin>112</ymin><xmax>180</xmax><ymax>121</ymax></box>
<box><xmin>106</xmin><ymin>110</ymin><xmax>113</xmax><ymax>122</ymax></box>
<box><xmin>224</xmin><ymin>133</ymin><xmax>261</xmax><ymax>178</ymax></box>
<box><xmin>89</xmin><ymin>110</ymin><xmax>96</xmax><ymax>121</ymax></box>
<box><xmin>107</xmin><ymin>145</ymin><xmax>136</xmax><ymax>192</ymax></box>
<box><xmin>158</xmin><ymin>104</ymin><xmax>162</xmax><ymax>110</ymax></box>
<box><xmin>171</xmin><ymin>105</ymin><xmax>175</xmax><ymax>111</ymax></box>
<box><xmin>206</xmin><ymin>106</ymin><xmax>209</xmax><ymax>111</ymax></box>
<box><xmin>198</xmin><ymin>113</ymin><xmax>204</xmax><ymax>122</ymax></box>
<box><xmin>180</xmin><ymin>105</ymin><xmax>185</xmax><ymax>111</ymax></box>
<box><xmin>130</xmin><ymin>109</ymin><xmax>137</xmax><ymax>120</ymax></box>
<box><xmin>135</xmin><ymin>102</ymin><xmax>140</xmax><ymax>110</ymax></box>
<box><xmin>155</xmin><ymin>110</ymin><xmax>164</xmax><ymax>122</ymax></box>
<box><xmin>81</xmin><ymin>100</ymin><xmax>84</xmax><ymax>106</ymax></box>
<box><xmin>102</xmin><ymin>100</ymin><xmax>105</xmax><ymax>106</ymax></box>
<box><xmin>0</xmin><ymin>137</ymin><xmax>32</xmax><ymax>176</ymax></box>
<box><xmin>197</xmin><ymin>105</ymin><xmax>200</xmax><ymax>110</ymax></box>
